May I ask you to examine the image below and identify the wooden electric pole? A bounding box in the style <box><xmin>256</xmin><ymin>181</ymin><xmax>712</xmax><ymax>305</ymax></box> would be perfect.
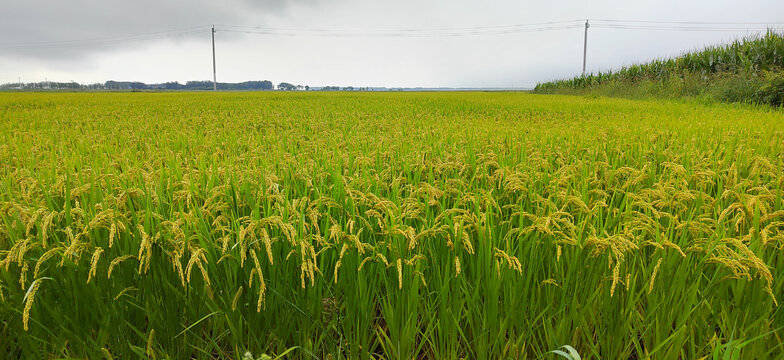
<box><xmin>582</xmin><ymin>20</ymin><xmax>589</xmax><ymax>75</ymax></box>
<box><xmin>212</xmin><ymin>25</ymin><xmax>217</xmax><ymax>92</ymax></box>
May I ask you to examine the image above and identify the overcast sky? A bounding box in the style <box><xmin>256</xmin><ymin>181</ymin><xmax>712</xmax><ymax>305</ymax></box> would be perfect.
<box><xmin>0</xmin><ymin>0</ymin><xmax>782</xmax><ymax>88</ymax></box>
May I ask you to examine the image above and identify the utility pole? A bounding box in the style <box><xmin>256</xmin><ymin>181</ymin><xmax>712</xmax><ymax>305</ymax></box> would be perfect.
<box><xmin>582</xmin><ymin>19</ymin><xmax>589</xmax><ymax>76</ymax></box>
<box><xmin>212</xmin><ymin>25</ymin><xmax>217</xmax><ymax>92</ymax></box>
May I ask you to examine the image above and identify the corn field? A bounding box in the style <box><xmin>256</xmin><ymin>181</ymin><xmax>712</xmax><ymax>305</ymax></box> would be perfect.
<box><xmin>1</xmin><ymin>92</ymin><xmax>783</xmax><ymax>359</ymax></box>
<box><xmin>534</xmin><ymin>30</ymin><xmax>784</xmax><ymax>95</ymax></box>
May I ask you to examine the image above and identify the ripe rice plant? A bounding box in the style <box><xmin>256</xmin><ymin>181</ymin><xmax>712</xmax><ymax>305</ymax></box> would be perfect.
<box><xmin>0</xmin><ymin>92</ymin><xmax>783</xmax><ymax>359</ymax></box>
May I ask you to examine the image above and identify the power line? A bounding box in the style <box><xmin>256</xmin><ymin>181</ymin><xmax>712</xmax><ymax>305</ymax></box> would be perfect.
<box><xmin>0</xmin><ymin>29</ymin><xmax>208</xmax><ymax>50</ymax></box>
<box><xmin>0</xmin><ymin>25</ymin><xmax>211</xmax><ymax>50</ymax></box>
<box><xmin>215</xmin><ymin>19</ymin><xmax>784</xmax><ymax>37</ymax></box>
<box><xmin>0</xmin><ymin>21</ymin><xmax>588</xmax><ymax>50</ymax></box>
<box><xmin>592</xmin><ymin>19</ymin><xmax>784</xmax><ymax>25</ymax></box>
<box><xmin>216</xmin><ymin>21</ymin><xmax>782</xmax><ymax>38</ymax></box>
<box><xmin>217</xmin><ymin>24</ymin><xmax>584</xmax><ymax>38</ymax></box>
<box><xmin>1</xmin><ymin>19</ymin><xmax>781</xmax><ymax>50</ymax></box>
<box><xmin>588</xmin><ymin>19</ymin><xmax>784</xmax><ymax>32</ymax></box>
<box><xmin>592</xmin><ymin>24</ymin><xmax>782</xmax><ymax>32</ymax></box>
<box><xmin>215</xmin><ymin>19</ymin><xmax>585</xmax><ymax>33</ymax></box>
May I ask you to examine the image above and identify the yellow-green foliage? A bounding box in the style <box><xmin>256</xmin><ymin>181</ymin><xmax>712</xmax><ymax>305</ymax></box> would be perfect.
<box><xmin>0</xmin><ymin>92</ymin><xmax>783</xmax><ymax>359</ymax></box>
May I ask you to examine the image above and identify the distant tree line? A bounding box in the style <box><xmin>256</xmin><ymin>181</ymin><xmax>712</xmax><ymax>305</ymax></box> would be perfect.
<box><xmin>1</xmin><ymin>80</ymin><xmax>284</xmax><ymax>91</ymax></box>
<box><xmin>104</xmin><ymin>80</ymin><xmax>276</xmax><ymax>91</ymax></box>
<box><xmin>1</xmin><ymin>80</ymin><xmax>381</xmax><ymax>92</ymax></box>
<box><xmin>314</xmin><ymin>86</ymin><xmax>375</xmax><ymax>91</ymax></box>
<box><xmin>0</xmin><ymin>81</ymin><xmax>95</xmax><ymax>90</ymax></box>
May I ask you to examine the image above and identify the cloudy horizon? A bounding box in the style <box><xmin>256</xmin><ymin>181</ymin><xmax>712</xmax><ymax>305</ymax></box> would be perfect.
<box><xmin>1</xmin><ymin>0</ymin><xmax>782</xmax><ymax>88</ymax></box>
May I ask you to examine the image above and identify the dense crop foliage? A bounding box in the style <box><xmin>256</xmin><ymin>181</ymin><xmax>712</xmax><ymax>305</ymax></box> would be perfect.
<box><xmin>535</xmin><ymin>31</ymin><xmax>784</xmax><ymax>106</ymax></box>
<box><xmin>1</xmin><ymin>92</ymin><xmax>783</xmax><ymax>359</ymax></box>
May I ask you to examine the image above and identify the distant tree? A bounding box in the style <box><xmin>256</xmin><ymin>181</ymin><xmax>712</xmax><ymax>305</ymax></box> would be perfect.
<box><xmin>185</xmin><ymin>81</ymin><xmax>214</xmax><ymax>90</ymax></box>
<box><xmin>305</xmin><ymin>85</ymin><xmax>310</xmax><ymax>91</ymax></box>
<box><xmin>277</xmin><ymin>82</ymin><xmax>296</xmax><ymax>91</ymax></box>
<box><xmin>163</xmin><ymin>81</ymin><xmax>184</xmax><ymax>90</ymax></box>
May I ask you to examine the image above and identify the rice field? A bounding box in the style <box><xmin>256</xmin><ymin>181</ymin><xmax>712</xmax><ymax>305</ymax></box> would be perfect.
<box><xmin>1</xmin><ymin>92</ymin><xmax>783</xmax><ymax>359</ymax></box>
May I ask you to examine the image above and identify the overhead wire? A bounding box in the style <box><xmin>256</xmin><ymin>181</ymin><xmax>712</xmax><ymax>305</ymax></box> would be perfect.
<box><xmin>0</xmin><ymin>25</ymin><xmax>212</xmax><ymax>50</ymax></box>
<box><xmin>591</xmin><ymin>19</ymin><xmax>784</xmax><ymax>25</ymax></box>
<box><xmin>591</xmin><ymin>24</ymin><xmax>781</xmax><ymax>32</ymax></box>
<box><xmin>1</xmin><ymin>19</ymin><xmax>782</xmax><ymax>50</ymax></box>
<box><xmin>217</xmin><ymin>24</ymin><xmax>584</xmax><ymax>38</ymax></box>
<box><xmin>215</xmin><ymin>19</ymin><xmax>584</xmax><ymax>33</ymax></box>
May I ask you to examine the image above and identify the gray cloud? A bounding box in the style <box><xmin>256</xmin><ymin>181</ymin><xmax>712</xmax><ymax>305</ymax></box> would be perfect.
<box><xmin>0</xmin><ymin>0</ymin><xmax>321</xmax><ymax>59</ymax></box>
